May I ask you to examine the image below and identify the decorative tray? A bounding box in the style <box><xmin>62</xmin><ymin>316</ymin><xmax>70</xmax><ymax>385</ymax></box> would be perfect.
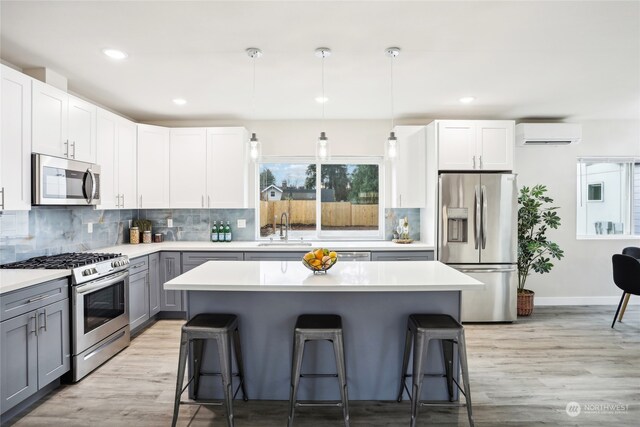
<box><xmin>392</xmin><ymin>238</ymin><xmax>414</xmax><ymax>244</ymax></box>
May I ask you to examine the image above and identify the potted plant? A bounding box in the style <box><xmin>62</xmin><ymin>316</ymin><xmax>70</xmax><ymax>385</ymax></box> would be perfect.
<box><xmin>517</xmin><ymin>185</ymin><xmax>564</xmax><ymax>316</ymax></box>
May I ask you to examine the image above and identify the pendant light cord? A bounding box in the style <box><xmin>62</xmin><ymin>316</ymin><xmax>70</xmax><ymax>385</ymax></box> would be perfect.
<box><xmin>321</xmin><ymin>54</ymin><xmax>325</xmax><ymax>127</ymax></box>
<box><xmin>390</xmin><ymin>53</ymin><xmax>395</xmax><ymax>130</ymax></box>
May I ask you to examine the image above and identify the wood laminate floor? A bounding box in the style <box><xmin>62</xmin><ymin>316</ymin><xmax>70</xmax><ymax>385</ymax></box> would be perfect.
<box><xmin>5</xmin><ymin>306</ymin><xmax>639</xmax><ymax>427</ymax></box>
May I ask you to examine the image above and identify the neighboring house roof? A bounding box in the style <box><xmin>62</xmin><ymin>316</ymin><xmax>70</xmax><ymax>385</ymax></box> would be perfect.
<box><xmin>282</xmin><ymin>188</ymin><xmax>336</xmax><ymax>202</ymax></box>
<box><xmin>260</xmin><ymin>184</ymin><xmax>282</xmax><ymax>193</ymax></box>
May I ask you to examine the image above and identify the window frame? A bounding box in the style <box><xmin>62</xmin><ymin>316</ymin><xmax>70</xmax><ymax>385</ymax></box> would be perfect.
<box><xmin>255</xmin><ymin>156</ymin><xmax>385</xmax><ymax>240</ymax></box>
<box><xmin>587</xmin><ymin>182</ymin><xmax>604</xmax><ymax>202</ymax></box>
<box><xmin>576</xmin><ymin>156</ymin><xmax>640</xmax><ymax>239</ymax></box>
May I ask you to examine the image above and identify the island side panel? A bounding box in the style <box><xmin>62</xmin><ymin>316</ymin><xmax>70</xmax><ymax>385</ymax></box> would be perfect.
<box><xmin>186</xmin><ymin>290</ymin><xmax>460</xmax><ymax>401</ymax></box>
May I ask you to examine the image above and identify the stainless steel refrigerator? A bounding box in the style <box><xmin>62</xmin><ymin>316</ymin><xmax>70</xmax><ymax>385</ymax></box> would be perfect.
<box><xmin>438</xmin><ymin>173</ymin><xmax>518</xmax><ymax>322</ymax></box>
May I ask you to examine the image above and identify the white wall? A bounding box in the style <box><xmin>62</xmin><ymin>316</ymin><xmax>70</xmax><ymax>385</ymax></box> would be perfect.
<box><xmin>515</xmin><ymin>120</ymin><xmax>640</xmax><ymax>303</ymax></box>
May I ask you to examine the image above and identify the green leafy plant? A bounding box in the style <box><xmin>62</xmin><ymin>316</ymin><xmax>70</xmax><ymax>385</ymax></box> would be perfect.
<box><xmin>517</xmin><ymin>185</ymin><xmax>564</xmax><ymax>292</ymax></box>
<box><xmin>132</xmin><ymin>219</ymin><xmax>153</xmax><ymax>232</ymax></box>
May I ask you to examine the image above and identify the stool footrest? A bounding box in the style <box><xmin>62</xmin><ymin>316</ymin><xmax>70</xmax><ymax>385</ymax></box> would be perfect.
<box><xmin>199</xmin><ymin>371</ymin><xmax>242</xmax><ymax>377</ymax></box>
<box><xmin>296</xmin><ymin>401</ymin><xmax>344</xmax><ymax>408</ymax></box>
<box><xmin>418</xmin><ymin>401</ymin><xmax>466</xmax><ymax>408</ymax></box>
<box><xmin>179</xmin><ymin>399</ymin><xmax>224</xmax><ymax>407</ymax></box>
<box><xmin>300</xmin><ymin>373</ymin><xmax>338</xmax><ymax>378</ymax></box>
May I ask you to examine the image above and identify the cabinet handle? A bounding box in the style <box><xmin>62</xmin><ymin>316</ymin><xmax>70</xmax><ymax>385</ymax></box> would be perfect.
<box><xmin>27</xmin><ymin>294</ymin><xmax>48</xmax><ymax>304</ymax></box>
<box><xmin>208</xmin><ymin>195</ymin><xmax>211</xmax><ymax>208</ymax></box>
<box><xmin>399</xmin><ymin>194</ymin><xmax>402</xmax><ymax>208</ymax></box>
<box><xmin>396</xmin><ymin>257</ymin><xmax>413</xmax><ymax>261</ymax></box>
<box><xmin>122</xmin><ymin>194</ymin><xmax>125</xmax><ymax>208</ymax></box>
<box><xmin>71</xmin><ymin>141</ymin><xmax>76</xmax><ymax>159</ymax></box>
<box><xmin>38</xmin><ymin>309</ymin><xmax>48</xmax><ymax>331</ymax></box>
<box><xmin>472</xmin><ymin>155</ymin><xmax>476</xmax><ymax>169</ymax></box>
<box><xmin>0</xmin><ymin>187</ymin><xmax>4</xmax><ymax>210</ymax></box>
<box><xmin>139</xmin><ymin>195</ymin><xmax>142</xmax><ymax>208</ymax></box>
<box><xmin>202</xmin><ymin>195</ymin><xmax>204</xmax><ymax>208</ymax></box>
<box><xmin>30</xmin><ymin>313</ymin><xmax>38</xmax><ymax>336</ymax></box>
<box><xmin>479</xmin><ymin>155</ymin><xmax>483</xmax><ymax>169</ymax></box>
<box><xmin>64</xmin><ymin>139</ymin><xmax>69</xmax><ymax>157</ymax></box>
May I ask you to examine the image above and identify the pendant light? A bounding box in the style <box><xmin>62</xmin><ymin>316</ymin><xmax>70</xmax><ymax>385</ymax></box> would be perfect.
<box><xmin>246</xmin><ymin>47</ymin><xmax>262</xmax><ymax>161</ymax></box>
<box><xmin>386</xmin><ymin>47</ymin><xmax>400</xmax><ymax>159</ymax></box>
<box><xmin>316</xmin><ymin>47</ymin><xmax>331</xmax><ymax>160</ymax></box>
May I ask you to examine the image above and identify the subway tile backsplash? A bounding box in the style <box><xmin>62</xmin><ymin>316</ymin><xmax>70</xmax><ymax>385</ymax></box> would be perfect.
<box><xmin>1</xmin><ymin>207</ymin><xmax>419</xmax><ymax>264</ymax></box>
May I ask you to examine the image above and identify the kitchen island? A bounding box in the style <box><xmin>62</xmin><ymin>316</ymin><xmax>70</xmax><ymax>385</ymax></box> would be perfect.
<box><xmin>164</xmin><ymin>260</ymin><xmax>483</xmax><ymax>401</ymax></box>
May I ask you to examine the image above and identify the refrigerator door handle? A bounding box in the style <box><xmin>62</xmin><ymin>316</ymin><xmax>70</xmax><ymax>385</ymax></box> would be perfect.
<box><xmin>481</xmin><ymin>185</ymin><xmax>487</xmax><ymax>249</ymax></box>
<box><xmin>474</xmin><ymin>185</ymin><xmax>481</xmax><ymax>249</ymax></box>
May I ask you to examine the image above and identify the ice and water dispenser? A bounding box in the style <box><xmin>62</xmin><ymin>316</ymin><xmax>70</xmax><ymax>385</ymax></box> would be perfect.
<box><xmin>447</xmin><ymin>207</ymin><xmax>468</xmax><ymax>243</ymax></box>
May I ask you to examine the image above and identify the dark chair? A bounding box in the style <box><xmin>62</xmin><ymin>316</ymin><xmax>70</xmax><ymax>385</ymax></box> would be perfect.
<box><xmin>617</xmin><ymin>247</ymin><xmax>640</xmax><ymax>323</ymax></box>
<box><xmin>611</xmin><ymin>254</ymin><xmax>640</xmax><ymax>328</ymax></box>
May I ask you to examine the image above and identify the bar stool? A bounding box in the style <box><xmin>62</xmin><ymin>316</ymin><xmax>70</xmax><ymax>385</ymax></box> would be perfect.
<box><xmin>397</xmin><ymin>314</ymin><xmax>474</xmax><ymax>427</ymax></box>
<box><xmin>288</xmin><ymin>314</ymin><xmax>350</xmax><ymax>427</ymax></box>
<box><xmin>171</xmin><ymin>313</ymin><xmax>248</xmax><ymax>427</ymax></box>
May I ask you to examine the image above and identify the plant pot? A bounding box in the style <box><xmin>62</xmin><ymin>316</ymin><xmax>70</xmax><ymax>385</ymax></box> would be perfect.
<box><xmin>517</xmin><ymin>289</ymin><xmax>535</xmax><ymax>316</ymax></box>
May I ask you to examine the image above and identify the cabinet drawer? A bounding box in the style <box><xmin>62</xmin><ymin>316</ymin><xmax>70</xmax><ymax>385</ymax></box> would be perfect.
<box><xmin>182</xmin><ymin>252</ymin><xmax>244</xmax><ymax>272</ymax></box>
<box><xmin>244</xmin><ymin>252</ymin><xmax>308</xmax><ymax>261</ymax></box>
<box><xmin>1</xmin><ymin>278</ymin><xmax>69</xmax><ymax>322</ymax></box>
<box><xmin>370</xmin><ymin>251</ymin><xmax>434</xmax><ymax>261</ymax></box>
<box><xmin>129</xmin><ymin>255</ymin><xmax>149</xmax><ymax>273</ymax></box>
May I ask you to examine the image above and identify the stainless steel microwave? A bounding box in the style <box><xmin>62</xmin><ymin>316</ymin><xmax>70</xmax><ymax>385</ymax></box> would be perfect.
<box><xmin>32</xmin><ymin>153</ymin><xmax>101</xmax><ymax>206</ymax></box>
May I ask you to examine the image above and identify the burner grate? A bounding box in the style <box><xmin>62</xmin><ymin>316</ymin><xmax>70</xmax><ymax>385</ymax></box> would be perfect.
<box><xmin>0</xmin><ymin>252</ymin><xmax>123</xmax><ymax>270</ymax></box>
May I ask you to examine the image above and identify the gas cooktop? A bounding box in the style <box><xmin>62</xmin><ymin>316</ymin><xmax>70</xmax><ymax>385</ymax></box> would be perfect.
<box><xmin>1</xmin><ymin>252</ymin><xmax>122</xmax><ymax>270</ymax></box>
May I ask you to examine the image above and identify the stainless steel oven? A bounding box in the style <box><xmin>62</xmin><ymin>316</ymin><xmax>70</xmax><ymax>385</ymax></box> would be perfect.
<box><xmin>32</xmin><ymin>153</ymin><xmax>101</xmax><ymax>205</ymax></box>
<box><xmin>72</xmin><ymin>270</ymin><xmax>129</xmax><ymax>381</ymax></box>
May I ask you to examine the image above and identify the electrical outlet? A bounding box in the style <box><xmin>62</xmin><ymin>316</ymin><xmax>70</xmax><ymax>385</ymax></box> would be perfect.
<box><xmin>87</xmin><ymin>223</ymin><xmax>93</xmax><ymax>233</ymax></box>
<box><xmin>167</xmin><ymin>218</ymin><xmax>173</xmax><ymax>228</ymax></box>
<box><xmin>237</xmin><ymin>219</ymin><xmax>246</xmax><ymax>229</ymax></box>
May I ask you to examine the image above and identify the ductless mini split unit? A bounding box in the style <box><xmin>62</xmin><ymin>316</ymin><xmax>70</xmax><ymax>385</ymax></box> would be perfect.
<box><xmin>516</xmin><ymin>123</ymin><xmax>582</xmax><ymax>146</ymax></box>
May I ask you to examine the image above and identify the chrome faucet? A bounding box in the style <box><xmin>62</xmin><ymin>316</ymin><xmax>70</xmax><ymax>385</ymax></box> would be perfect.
<box><xmin>279</xmin><ymin>212</ymin><xmax>289</xmax><ymax>242</ymax></box>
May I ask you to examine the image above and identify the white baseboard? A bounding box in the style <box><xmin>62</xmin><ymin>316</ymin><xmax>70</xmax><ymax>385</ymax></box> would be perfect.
<box><xmin>536</xmin><ymin>296</ymin><xmax>639</xmax><ymax>306</ymax></box>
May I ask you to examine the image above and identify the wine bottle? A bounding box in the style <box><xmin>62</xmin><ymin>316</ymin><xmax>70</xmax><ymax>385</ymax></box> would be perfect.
<box><xmin>211</xmin><ymin>221</ymin><xmax>218</xmax><ymax>242</ymax></box>
<box><xmin>225</xmin><ymin>221</ymin><xmax>232</xmax><ymax>242</ymax></box>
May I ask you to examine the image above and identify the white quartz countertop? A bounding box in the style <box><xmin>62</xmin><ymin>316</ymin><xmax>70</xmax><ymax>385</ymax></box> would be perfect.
<box><xmin>164</xmin><ymin>260</ymin><xmax>483</xmax><ymax>292</ymax></box>
<box><xmin>0</xmin><ymin>269</ymin><xmax>71</xmax><ymax>295</ymax></box>
<box><xmin>94</xmin><ymin>240</ymin><xmax>435</xmax><ymax>259</ymax></box>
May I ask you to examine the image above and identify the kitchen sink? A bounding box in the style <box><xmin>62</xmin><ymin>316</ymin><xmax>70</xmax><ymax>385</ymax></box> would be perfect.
<box><xmin>257</xmin><ymin>241</ymin><xmax>312</xmax><ymax>247</ymax></box>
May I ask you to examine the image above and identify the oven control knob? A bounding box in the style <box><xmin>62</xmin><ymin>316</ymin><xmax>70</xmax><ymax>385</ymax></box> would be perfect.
<box><xmin>83</xmin><ymin>269</ymin><xmax>91</xmax><ymax>276</ymax></box>
<box><xmin>111</xmin><ymin>261</ymin><xmax>117</xmax><ymax>268</ymax></box>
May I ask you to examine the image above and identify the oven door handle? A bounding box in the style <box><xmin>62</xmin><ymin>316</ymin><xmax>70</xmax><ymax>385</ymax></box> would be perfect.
<box><xmin>76</xmin><ymin>271</ymin><xmax>128</xmax><ymax>294</ymax></box>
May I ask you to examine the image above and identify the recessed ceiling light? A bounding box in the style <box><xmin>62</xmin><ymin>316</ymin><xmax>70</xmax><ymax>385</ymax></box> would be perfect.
<box><xmin>172</xmin><ymin>98</ymin><xmax>187</xmax><ymax>106</ymax></box>
<box><xmin>315</xmin><ymin>96</ymin><xmax>328</xmax><ymax>103</ymax></box>
<box><xmin>459</xmin><ymin>96</ymin><xmax>476</xmax><ymax>104</ymax></box>
<box><xmin>102</xmin><ymin>48</ymin><xmax>128</xmax><ymax>60</ymax></box>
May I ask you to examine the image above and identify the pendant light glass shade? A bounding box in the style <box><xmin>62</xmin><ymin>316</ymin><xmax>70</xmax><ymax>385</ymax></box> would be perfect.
<box><xmin>386</xmin><ymin>47</ymin><xmax>400</xmax><ymax>159</ymax></box>
<box><xmin>246</xmin><ymin>47</ymin><xmax>262</xmax><ymax>162</ymax></box>
<box><xmin>317</xmin><ymin>131</ymin><xmax>330</xmax><ymax>160</ymax></box>
<box><xmin>387</xmin><ymin>131</ymin><xmax>398</xmax><ymax>159</ymax></box>
<box><xmin>316</xmin><ymin>48</ymin><xmax>331</xmax><ymax>160</ymax></box>
<box><xmin>249</xmin><ymin>132</ymin><xmax>261</xmax><ymax>160</ymax></box>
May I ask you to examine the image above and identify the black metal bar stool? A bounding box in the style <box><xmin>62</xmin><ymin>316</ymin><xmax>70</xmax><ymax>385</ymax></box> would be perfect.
<box><xmin>397</xmin><ymin>314</ymin><xmax>474</xmax><ymax>427</ymax></box>
<box><xmin>288</xmin><ymin>314</ymin><xmax>350</xmax><ymax>427</ymax></box>
<box><xmin>171</xmin><ymin>313</ymin><xmax>248</xmax><ymax>427</ymax></box>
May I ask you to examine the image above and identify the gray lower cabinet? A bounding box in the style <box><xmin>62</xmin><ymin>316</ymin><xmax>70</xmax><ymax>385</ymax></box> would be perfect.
<box><xmin>148</xmin><ymin>253</ymin><xmax>161</xmax><ymax>317</ymax></box>
<box><xmin>370</xmin><ymin>250</ymin><xmax>434</xmax><ymax>261</ymax></box>
<box><xmin>128</xmin><ymin>270</ymin><xmax>149</xmax><ymax>331</ymax></box>
<box><xmin>0</xmin><ymin>282</ymin><xmax>70</xmax><ymax>414</ymax></box>
<box><xmin>159</xmin><ymin>252</ymin><xmax>183</xmax><ymax>311</ymax></box>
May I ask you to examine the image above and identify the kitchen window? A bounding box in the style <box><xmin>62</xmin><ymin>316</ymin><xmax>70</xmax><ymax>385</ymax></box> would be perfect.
<box><xmin>258</xmin><ymin>158</ymin><xmax>383</xmax><ymax>239</ymax></box>
<box><xmin>576</xmin><ymin>157</ymin><xmax>640</xmax><ymax>237</ymax></box>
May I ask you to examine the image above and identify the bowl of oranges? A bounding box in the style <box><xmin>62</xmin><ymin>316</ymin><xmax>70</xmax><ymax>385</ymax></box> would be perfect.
<box><xmin>302</xmin><ymin>248</ymin><xmax>338</xmax><ymax>274</ymax></box>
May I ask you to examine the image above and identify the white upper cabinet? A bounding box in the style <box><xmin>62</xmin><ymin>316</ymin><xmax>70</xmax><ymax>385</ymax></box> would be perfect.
<box><xmin>390</xmin><ymin>126</ymin><xmax>426</xmax><ymax>208</ymax></box>
<box><xmin>1</xmin><ymin>65</ymin><xmax>32</xmax><ymax>211</ymax></box>
<box><xmin>475</xmin><ymin>120</ymin><xmax>514</xmax><ymax>171</ymax></box>
<box><xmin>96</xmin><ymin>108</ymin><xmax>137</xmax><ymax>210</ymax></box>
<box><xmin>206</xmin><ymin>127</ymin><xmax>249</xmax><ymax>208</ymax></box>
<box><xmin>137</xmin><ymin>124</ymin><xmax>170</xmax><ymax>208</ymax></box>
<box><xmin>31</xmin><ymin>80</ymin><xmax>96</xmax><ymax>163</ymax></box>
<box><xmin>437</xmin><ymin>120</ymin><xmax>514</xmax><ymax>171</ymax></box>
<box><xmin>118</xmin><ymin>119</ymin><xmax>137</xmax><ymax>209</ymax></box>
<box><xmin>169</xmin><ymin>128</ymin><xmax>207</xmax><ymax>208</ymax></box>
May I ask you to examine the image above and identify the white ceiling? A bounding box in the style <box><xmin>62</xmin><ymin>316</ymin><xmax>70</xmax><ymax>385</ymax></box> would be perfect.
<box><xmin>1</xmin><ymin>1</ymin><xmax>639</xmax><ymax>122</ymax></box>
